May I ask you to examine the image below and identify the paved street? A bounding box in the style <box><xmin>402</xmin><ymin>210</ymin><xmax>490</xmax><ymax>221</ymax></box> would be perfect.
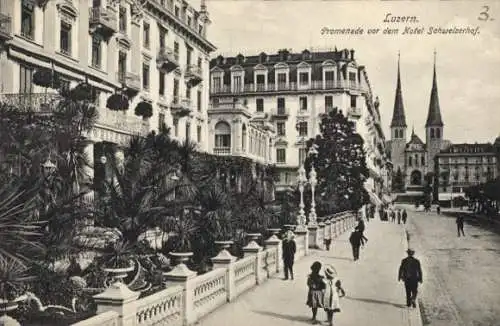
<box><xmin>199</xmin><ymin>219</ymin><xmax>422</xmax><ymax>326</ymax></box>
<box><xmin>403</xmin><ymin>205</ymin><xmax>500</xmax><ymax>326</ymax></box>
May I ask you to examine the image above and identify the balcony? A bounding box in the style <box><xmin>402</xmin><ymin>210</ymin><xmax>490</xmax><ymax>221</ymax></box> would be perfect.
<box><xmin>213</xmin><ymin>147</ymin><xmax>231</xmax><ymax>156</ymax></box>
<box><xmin>89</xmin><ymin>7</ymin><xmax>117</xmax><ymax>39</ymax></box>
<box><xmin>208</xmin><ymin>99</ymin><xmax>252</xmax><ymax>118</ymax></box>
<box><xmin>170</xmin><ymin>97</ymin><xmax>192</xmax><ymax>117</ymax></box>
<box><xmin>117</xmin><ymin>72</ymin><xmax>141</xmax><ymax>96</ymax></box>
<box><xmin>0</xmin><ymin>93</ymin><xmax>61</xmax><ymax>113</ymax></box>
<box><xmin>185</xmin><ymin>65</ymin><xmax>203</xmax><ymax>87</ymax></box>
<box><xmin>271</xmin><ymin>107</ymin><xmax>289</xmax><ymax>119</ymax></box>
<box><xmin>97</xmin><ymin>109</ymin><xmax>145</xmax><ymax>135</ymax></box>
<box><xmin>210</xmin><ymin>79</ymin><xmax>364</xmax><ymax>95</ymax></box>
<box><xmin>0</xmin><ymin>13</ymin><xmax>12</xmax><ymax>41</ymax></box>
<box><xmin>157</xmin><ymin>46</ymin><xmax>179</xmax><ymax>73</ymax></box>
<box><xmin>348</xmin><ymin>107</ymin><xmax>362</xmax><ymax>118</ymax></box>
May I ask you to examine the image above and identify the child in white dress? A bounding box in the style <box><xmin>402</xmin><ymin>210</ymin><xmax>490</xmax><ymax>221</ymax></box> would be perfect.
<box><xmin>323</xmin><ymin>265</ymin><xmax>346</xmax><ymax>326</ymax></box>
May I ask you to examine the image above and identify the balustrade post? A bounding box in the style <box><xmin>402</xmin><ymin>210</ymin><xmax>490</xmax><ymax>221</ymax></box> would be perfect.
<box><xmin>211</xmin><ymin>242</ymin><xmax>237</xmax><ymax>302</ymax></box>
<box><xmin>93</xmin><ymin>282</ymin><xmax>140</xmax><ymax>326</ymax></box>
<box><xmin>295</xmin><ymin>228</ymin><xmax>309</xmax><ymax>257</ymax></box>
<box><xmin>317</xmin><ymin>222</ymin><xmax>326</xmax><ymax>250</ymax></box>
<box><xmin>324</xmin><ymin>220</ymin><xmax>332</xmax><ymax>250</ymax></box>
<box><xmin>243</xmin><ymin>234</ymin><xmax>263</xmax><ymax>285</ymax></box>
<box><xmin>164</xmin><ymin>261</ymin><xmax>197</xmax><ymax>325</ymax></box>
<box><xmin>307</xmin><ymin>225</ymin><xmax>319</xmax><ymax>249</ymax></box>
<box><xmin>264</xmin><ymin>232</ymin><xmax>281</xmax><ymax>275</ymax></box>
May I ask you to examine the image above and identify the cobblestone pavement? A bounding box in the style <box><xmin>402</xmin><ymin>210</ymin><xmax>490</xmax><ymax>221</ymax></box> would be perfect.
<box><xmin>199</xmin><ymin>219</ymin><xmax>422</xmax><ymax>326</ymax></box>
<box><xmin>402</xmin><ymin>205</ymin><xmax>500</xmax><ymax>326</ymax></box>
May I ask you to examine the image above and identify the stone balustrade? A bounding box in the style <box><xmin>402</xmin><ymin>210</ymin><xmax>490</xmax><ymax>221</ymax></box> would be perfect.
<box><xmin>70</xmin><ymin>211</ymin><xmax>357</xmax><ymax>326</ymax></box>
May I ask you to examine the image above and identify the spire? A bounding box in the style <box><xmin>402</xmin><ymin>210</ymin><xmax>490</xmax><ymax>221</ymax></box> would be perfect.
<box><xmin>426</xmin><ymin>50</ymin><xmax>444</xmax><ymax>127</ymax></box>
<box><xmin>411</xmin><ymin>125</ymin><xmax>415</xmax><ymax>136</ymax></box>
<box><xmin>390</xmin><ymin>52</ymin><xmax>407</xmax><ymax>128</ymax></box>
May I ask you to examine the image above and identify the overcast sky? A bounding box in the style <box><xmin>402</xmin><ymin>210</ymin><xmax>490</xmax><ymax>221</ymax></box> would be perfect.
<box><xmin>197</xmin><ymin>0</ymin><xmax>500</xmax><ymax>143</ymax></box>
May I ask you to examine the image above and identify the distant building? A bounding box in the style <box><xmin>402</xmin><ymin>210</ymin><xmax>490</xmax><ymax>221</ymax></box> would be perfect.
<box><xmin>434</xmin><ymin>143</ymin><xmax>498</xmax><ymax>201</ymax></box>
<box><xmin>386</xmin><ymin>52</ymin><xmax>451</xmax><ymax>194</ymax></box>
<box><xmin>209</xmin><ymin>48</ymin><xmax>389</xmax><ymax>204</ymax></box>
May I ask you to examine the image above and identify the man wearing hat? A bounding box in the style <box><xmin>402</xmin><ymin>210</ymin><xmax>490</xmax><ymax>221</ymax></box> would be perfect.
<box><xmin>398</xmin><ymin>248</ymin><xmax>423</xmax><ymax>307</ymax></box>
<box><xmin>282</xmin><ymin>230</ymin><xmax>296</xmax><ymax>280</ymax></box>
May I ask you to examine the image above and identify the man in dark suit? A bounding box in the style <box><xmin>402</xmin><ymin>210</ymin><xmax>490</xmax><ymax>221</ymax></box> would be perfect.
<box><xmin>456</xmin><ymin>215</ymin><xmax>465</xmax><ymax>237</ymax></box>
<box><xmin>398</xmin><ymin>248</ymin><xmax>423</xmax><ymax>307</ymax></box>
<box><xmin>349</xmin><ymin>227</ymin><xmax>363</xmax><ymax>261</ymax></box>
<box><xmin>282</xmin><ymin>231</ymin><xmax>296</xmax><ymax>280</ymax></box>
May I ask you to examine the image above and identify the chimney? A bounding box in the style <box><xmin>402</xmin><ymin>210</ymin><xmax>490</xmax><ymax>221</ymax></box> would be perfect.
<box><xmin>350</xmin><ymin>49</ymin><xmax>355</xmax><ymax>60</ymax></box>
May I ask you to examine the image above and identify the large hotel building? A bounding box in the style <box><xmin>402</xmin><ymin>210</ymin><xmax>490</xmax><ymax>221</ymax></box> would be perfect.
<box><xmin>0</xmin><ymin>0</ymin><xmax>222</xmax><ymax>180</ymax></box>
<box><xmin>209</xmin><ymin>49</ymin><xmax>390</xmax><ymax>202</ymax></box>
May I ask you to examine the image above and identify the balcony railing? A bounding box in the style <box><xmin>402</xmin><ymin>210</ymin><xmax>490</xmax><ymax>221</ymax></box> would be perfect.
<box><xmin>89</xmin><ymin>7</ymin><xmax>117</xmax><ymax>38</ymax></box>
<box><xmin>157</xmin><ymin>46</ymin><xmax>179</xmax><ymax>73</ymax></box>
<box><xmin>208</xmin><ymin>100</ymin><xmax>252</xmax><ymax>117</ymax></box>
<box><xmin>97</xmin><ymin>109</ymin><xmax>145</xmax><ymax>135</ymax></box>
<box><xmin>213</xmin><ymin>147</ymin><xmax>231</xmax><ymax>155</ymax></box>
<box><xmin>348</xmin><ymin>107</ymin><xmax>362</xmax><ymax>118</ymax></box>
<box><xmin>0</xmin><ymin>13</ymin><xmax>13</xmax><ymax>41</ymax></box>
<box><xmin>211</xmin><ymin>79</ymin><xmax>364</xmax><ymax>95</ymax></box>
<box><xmin>170</xmin><ymin>97</ymin><xmax>192</xmax><ymax>116</ymax></box>
<box><xmin>0</xmin><ymin>93</ymin><xmax>61</xmax><ymax>113</ymax></box>
<box><xmin>117</xmin><ymin>72</ymin><xmax>141</xmax><ymax>93</ymax></box>
<box><xmin>271</xmin><ymin>107</ymin><xmax>289</xmax><ymax>119</ymax></box>
<box><xmin>185</xmin><ymin>65</ymin><xmax>203</xmax><ymax>87</ymax></box>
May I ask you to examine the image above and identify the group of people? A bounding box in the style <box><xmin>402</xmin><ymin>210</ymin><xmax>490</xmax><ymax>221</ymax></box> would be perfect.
<box><xmin>382</xmin><ymin>208</ymin><xmax>408</xmax><ymax>224</ymax></box>
<box><xmin>306</xmin><ymin>261</ymin><xmax>346</xmax><ymax>325</ymax></box>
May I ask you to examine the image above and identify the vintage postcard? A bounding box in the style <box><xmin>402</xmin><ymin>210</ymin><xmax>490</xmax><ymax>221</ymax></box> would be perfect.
<box><xmin>0</xmin><ymin>0</ymin><xmax>499</xmax><ymax>325</ymax></box>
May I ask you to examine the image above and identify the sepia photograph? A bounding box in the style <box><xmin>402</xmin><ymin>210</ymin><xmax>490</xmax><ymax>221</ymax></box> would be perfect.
<box><xmin>0</xmin><ymin>0</ymin><xmax>499</xmax><ymax>325</ymax></box>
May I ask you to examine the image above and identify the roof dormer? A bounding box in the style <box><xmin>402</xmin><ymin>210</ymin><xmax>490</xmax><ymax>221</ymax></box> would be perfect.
<box><xmin>302</xmin><ymin>49</ymin><xmax>311</xmax><ymax>60</ymax></box>
<box><xmin>259</xmin><ymin>52</ymin><xmax>267</xmax><ymax>63</ymax></box>
<box><xmin>236</xmin><ymin>53</ymin><xmax>245</xmax><ymax>64</ymax></box>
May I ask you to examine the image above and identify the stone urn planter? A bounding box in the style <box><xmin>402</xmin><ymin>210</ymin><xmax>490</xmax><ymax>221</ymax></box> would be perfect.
<box><xmin>102</xmin><ymin>264</ymin><xmax>134</xmax><ymax>282</ymax></box>
<box><xmin>214</xmin><ymin>240</ymin><xmax>234</xmax><ymax>251</ymax></box>
<box><xmin>169</xmin><ymin>252</ymin><xmax>194</xmax><ymax>266</ymax></box>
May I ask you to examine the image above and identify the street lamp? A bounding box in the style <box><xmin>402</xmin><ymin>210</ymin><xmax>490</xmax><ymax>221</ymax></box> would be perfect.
<box><xmin>297</xmin><ymin>165</ymin><xmax>307</xmax><ymax>229</ymax></box>
<box><xmin>308</xmin><ymin>144</ymin><xmax>319</xmax><ymax>226</ymax></box>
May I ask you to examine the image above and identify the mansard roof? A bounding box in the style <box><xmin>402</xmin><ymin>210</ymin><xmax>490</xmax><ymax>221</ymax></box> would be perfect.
<box><xmin>209</xmin><ymin>48</ymin><xmax>359</xmax><ymax>84</ymax></box>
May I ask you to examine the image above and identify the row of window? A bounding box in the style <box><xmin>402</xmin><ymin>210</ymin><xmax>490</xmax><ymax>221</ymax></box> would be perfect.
<box><xmin>159</xmin><ymin>113</ymin><xmax>203</xmax><ymax>143</ymax></box>
<box><xmin>276</xmin><ymin>121</ymin><xmax>308</xmax><ymax>137</ymax></box>
<box><xmin>276</xmin><ymin>147</ymin><xmax>308</xmax><ymax>164</ymax></box>
<box><xmin>407</xmin><ymin>155</ymin><xmax>425</xmax><ymax>167</ymax></box>
<box><xmin>254</xmin><ymin>95</ymin><xmax>356</xmax><ymax>112</ymax></box>
<box><xmin>439</xmin><ymin>157</ymin><xmax>495</xmax><ymax>164</ymax></box>
<box><xmin>213</xmin><ymin>71</ymin><xmax>357</xmax><ymax>89</ymax></box>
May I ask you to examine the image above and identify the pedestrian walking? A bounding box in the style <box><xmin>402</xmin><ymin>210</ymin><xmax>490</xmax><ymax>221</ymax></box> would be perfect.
<box><xmin>384</xmin><ymin>210</ymin><xmax>389</xmax><ymax>221</ymax></box>
<box><xmin>397</xmin><ymin>209</ymin><xmax>402</xmax><ymax>224</ymax></box>
<box><xmin>436</xmin><ymin>205</ymin><xmax>441</xmax><ymax>215</ymax></box>
<box><xmin>324</xmin><ymin>238</ymin><xmax>332</xmax><ymax>251</ymax></box>
<box><xmin>323</xmin><ymin>265</ymin><xmax>346</xmax><ymax>326</ymax></box>
<box><xmin>398</xmin><ymin>248</ymin><xmax>423</xmax><ymax>308</ymax></box>
<box><xmin>391</xmin><ymin>210</ymin><xmax>396</xmax><ymax>223</ymax></box>
<box><xmin>456</xmin><ymin>215</ymin><xmax>465</xmax><ymax>237</ymax></box>
<box><xmin>402</xmin><ymin>209</ymin><xmax>408</xmax><ymax>224</ymax></box>
<box><xmin>282</xmin><ymin>230</ymin><xmax>296</xmax><ymax>280</ymax></box>
<box><xmin>349</xmin><ymin>228</ymin><xmax>363</xmax><ymax>261</ymax></box>
<box><xmin>356</xmin><ymin>218</ymin><xmax>368</xmax><ymax>244</ymax></box>
<box><xmin>306</xmin><ymin>261</ymin><xmax>326</xmax><ymax>324</ymax></box>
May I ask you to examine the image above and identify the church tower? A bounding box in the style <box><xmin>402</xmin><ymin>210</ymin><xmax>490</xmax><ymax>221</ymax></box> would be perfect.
<box><xmin>425</xmin><ymin>51</ymin><xmax>444</xmax><ymax>171</ymax></box>
<box><xmin>390</xmin><ymin>52</ymin><xmax>408</xmax><ymax>175</ymax></box>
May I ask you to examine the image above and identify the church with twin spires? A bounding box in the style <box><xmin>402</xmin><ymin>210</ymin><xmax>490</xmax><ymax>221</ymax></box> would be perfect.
<box><xmin>386</xmin><ymin>53</ymin><xmax>451</xmax><ymax>192</ymax></box>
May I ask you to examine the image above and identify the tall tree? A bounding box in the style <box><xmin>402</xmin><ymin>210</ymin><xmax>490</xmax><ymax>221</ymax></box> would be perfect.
<box><xmin>392</xmin><ymin>167</ymin><xmax>405</xmax><ymax>192</ymax></box>
<box><xmin>304</xmin><ymin>109</ymin><xmax>369</xmax><ymax>214</ymax></box>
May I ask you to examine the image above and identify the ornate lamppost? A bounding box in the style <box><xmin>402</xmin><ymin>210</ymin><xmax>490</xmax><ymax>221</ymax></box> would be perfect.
<box><xmin>296</xmin><ymin>164</ymin><xmax>307</xmax><ymax>231</ymax></box>
<box><xmin>308</xmin><ymin>144</ymin><xmax>319</xmax><ymax>226</ymax></box>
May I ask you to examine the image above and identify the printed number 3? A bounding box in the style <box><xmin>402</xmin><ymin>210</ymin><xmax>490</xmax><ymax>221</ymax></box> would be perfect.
<box><xmin>478</xmin><ymin>6</ymin><xmax>490</xmax><ymax>21</ymax></box>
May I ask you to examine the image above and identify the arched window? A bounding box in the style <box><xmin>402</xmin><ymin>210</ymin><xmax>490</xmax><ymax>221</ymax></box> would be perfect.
<box><xmin>214</xmin><ymin>121</ymin><xmax>231</xmax><ymax>150</ymax></box>
<box><xmin>408</xmin><ymin>156</ymin><xmax>413</xmax><ymax>167</ymax></box>
<box><xmin>436</xmin><ymin>128</ymin><xmax>441</xmax><ymax>138</ymax></box>
<box><xmin>421</xmin><ymin>156</ymin><xmax>425</xmax><ymax>166</ymax></box>
<box><xmin>415</xmin><ymin>154</ymin><xmax>419</xmax><ymax>166</ymax></box>
<box><xmin>430</xmin><ymin>128</ymin><xmax>435</xmax><ymax>138</ymax></box>
<box><xmin>410</xmin><ymin>170</ymin><xmax>422</xmax><ymax>185</ymax></box>
<box><xmin>242</xmin><ymin>124</ymin><xmax>247</xmax><ymax>151</ymax></box>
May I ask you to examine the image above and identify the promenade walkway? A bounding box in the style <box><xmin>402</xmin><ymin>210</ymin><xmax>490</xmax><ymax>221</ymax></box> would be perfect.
<box><xmin>199</xmin><ymin>219</ymin><xmax>423</xmax><ymax>326</ymax></box>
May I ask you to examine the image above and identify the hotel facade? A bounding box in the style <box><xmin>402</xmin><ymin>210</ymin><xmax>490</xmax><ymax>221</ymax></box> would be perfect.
<box><xmin>0</xmin><ymin>0</ymin><xmax>221</xmax><ymax>181</ymax></box>
<box><xmin>209</xmin><ymin>49</ymin><xmax>390</xmax><ymax>203</ymax></box>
